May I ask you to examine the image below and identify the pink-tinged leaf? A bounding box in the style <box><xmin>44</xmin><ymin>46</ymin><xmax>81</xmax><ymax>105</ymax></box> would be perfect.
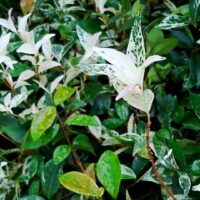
<box><xmin>17</xmin><ymin>70</ymin><xmax>35</xmax><ymax>83</ymax></box>
<box><xmin>17</xmin><ymin>43</ymin><xmax>36</xmax><ymax>55</ymax></box>
<box><xmin>38</xmin><ymin>60</ymin><xmax>60</xmax><ymax>73</ymax></box>
<box><xmin>20</xmin><ymin>0</ymin><xmax>34</xmax><ymax>14</ymax></box>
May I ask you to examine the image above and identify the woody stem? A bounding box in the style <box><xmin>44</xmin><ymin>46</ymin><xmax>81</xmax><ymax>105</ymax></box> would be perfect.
<box><xmin>146</xmin><ymin>112</ymin><xmax>176</xmax><ymax>200</ymax></box>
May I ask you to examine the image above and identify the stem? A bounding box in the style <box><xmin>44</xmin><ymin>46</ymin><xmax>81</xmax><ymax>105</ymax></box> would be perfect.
<box><xmin>146</xmin><ymin>112</ymin><xmax>176</xmax><ymax>200</ymax></box>
<box><xmin>56</xmin><ymin>112</ymin><xmax>85</xmax><ymax>173</ymax></box>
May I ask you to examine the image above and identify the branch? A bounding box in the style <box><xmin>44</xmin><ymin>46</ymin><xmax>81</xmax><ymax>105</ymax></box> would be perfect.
<box><xmin>146</xmin><ymin>112</ymin><xmax>176</xmax><ymax>200</ymax></box>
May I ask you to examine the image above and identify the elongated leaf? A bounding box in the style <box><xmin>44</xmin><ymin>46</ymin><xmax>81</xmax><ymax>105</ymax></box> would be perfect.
<box><xmin>31</xmin><ymin>106</ymin><xmax>57</xmax><ymax>140</ymax></box>
<box><xmin>53</xmin><ymin>145</ymin><xmax>71</xmax><ymax>165</ymax></box>
<box><xmin>66</xmin><ymin>114</ymin><xmax>98</xmax><ymax>126</ymax></box>
<box><xmin>189</xmin><ymin>0</ymin><xmax>200</xmax><ymax>21</ymax></box>
<box><xmin>190</xmin><ymin>92</ymin><xmax>200</xmax><ymax>119</ymax></box>
<box><xmin>54</xmin><ymin>86</ymin><xmax>75</xmax><ymax>105</ymax></box>
<box><xmin>22</xmin><ymin>124</ymin><xmax>59</xmax><ymax>150</ymax></box>
<box><xmin>41</xmin><ymin>160</ymin><xmax>61</xmax><ymax>199</ymax></box>
<box><xmin>59</xmin><ymin>171</ymin><xmax>104</xmax><ymax>197</ymax></box>
<box><xmin>96</xmin><ymin>150</ymin><xmax>121</xmax><ymax>199</ymax></box>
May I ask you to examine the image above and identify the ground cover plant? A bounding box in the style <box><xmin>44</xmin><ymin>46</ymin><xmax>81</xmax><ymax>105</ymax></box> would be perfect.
<box><xmin>1</xmin><ymin>0</ymin><xmax>200</xmax><ymax>199</ymax></box>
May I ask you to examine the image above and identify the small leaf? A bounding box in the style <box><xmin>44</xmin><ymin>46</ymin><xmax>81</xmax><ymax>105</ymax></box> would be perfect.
<box><xmin>54</xmin><ymin>86</ymin><xmax>75</xmax><ymax>105</ymax></box>
<box><xmin>59</xmin><ymin>172</ymin><xmax>104</xmax><ymax>197</ymax></box>
<box><xmin>96</xmin><ymin>150</ymin><xmax>121</xmax><ymax>199</ymax></box>
<box><xmin>73</xmin><ymin>134</ymin><xmax>95</xmax><ymax>155</ymax></box>
<box><xmin>31</xmin><ymin>106</ymin><xmax>57</xmax><ymax>140</ymax></box>
<box><xmin>66</xmin><ymin>114</ymin><xmax>98</xmax><ymax>126</ymax></box>
<box><xmin>20</xmin><ymin>0</ymin><xmax>34</xmax><ymax>14</ymax></box>
<box><xmin>179</xmin><ymin>172</ymin><xmax>191</xmax><ymax>196</ymax></box>
<box><xmin>115</xmin><ymin>100</ymin><xmax>129</xmax><ymax>121</ymax></box>
<box><xmin>53</xmin><ymin>145</ymin><xmax>71</xmax><ymax>165</ymax></box>
<box><xmin>121</xmin><ymin>165</ymin><xmax>136</xmax><ymax>180</ymax></box>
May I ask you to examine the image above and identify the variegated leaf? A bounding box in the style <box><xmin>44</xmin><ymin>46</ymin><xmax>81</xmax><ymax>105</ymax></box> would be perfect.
<box><xmin>189</xmin><ymin>0</ymin><xmax>200</xmax><ymax>21</ymax></box>
<box><xmin>157</xmin><ymin>14</ymin><xmax>189</xmax><ymax>30</ymax></box>
<box><xmin>126</xmin><ymin>14</ymin><xmax>145</xmax><ymax>67</ymax></box>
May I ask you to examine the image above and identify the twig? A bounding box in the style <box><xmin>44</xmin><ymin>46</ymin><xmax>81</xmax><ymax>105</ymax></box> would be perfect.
<box><xmin>56</xmin><ymin>112</ymin><xmax>85</xmax><ymax>173</ymax></box>
<box><xmin>146</xmin><ymin>112</ymin><xmax>176</xmax><ymax>200</ymax></box>
<box><xmin>0</xmin><ymin>132</ymin><xmax>19</xmax><ymax>146</ymax></box>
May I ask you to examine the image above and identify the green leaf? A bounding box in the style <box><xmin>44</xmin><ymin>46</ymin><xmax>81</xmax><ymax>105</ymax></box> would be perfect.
<box><xmin>53</xmin><ymin>145</ymin><xmax>71</xmax><ymax>165</ymax></box>
<box><xmin>147</xmin><ymin>28</ymin><xmax>164</xmax><ymax>45</ymax></box>
<box><xmin>121</xmin><ymin>165</ymin><xmax>136</xmax><ymax>180</ymax></box>
<box><xmin>54</xmin><ymin>86</ymin><xmax>75</xmax><ymax>105</ymax></box>
<box><xmin>0</xmin><ymin>114</ymin><xmax>28</xmax><ymax>143</ymax></box>
<box><xmin>189</xmin><ymin>0</ymin><xmax>200</xmax><ymax>22</ymax></box>
<box><xmin>66</xmin><ymin>114</ymin><xmax>98</xmax><ymax>126</ymax></box>
<box><xmin>190</xmin><ymin>53</ymin><xmax>200</xmax><ymax>88</ymax></box>
<box><xmin>182</xmin><ymin>118</ymin><xmax>200</xmax><ymax>130</ymax></box>
<box><xmin>102</xmin><ymin>118</ymin><xmax>124</xmax><ymax>129</ymax></box>
<box><xmin>96</xmin><ymin>150</ymin><xmax>121</xmax><ymax>199</ymax></box>
<box><xmin>28</xmin><ymin>179</ymin><xmax>40</xmax><ymax>195</ymax></box>
<box><xmin>152</xmin><ymin>38</ymin><xmax>178</xmax><ymax>55</ymax></box>
<box><xmin>41</xmin><ymin>160</ymin><xmax>61</xmax><ymax>199</ymax></box>
<box><xmin>59</xmin><ymin>171</ymin><xmax>104</xmax><ymax>197</ymax></box>
<box><xmin>73</xmin><ymin>134</ymin><xmax>95</xmax><ymax>155</ymax></box>
<box><xmin>22</xmin><ymin>124</ymin><xmax>59</xmax><ymax>150</ymax></box>
<box><xmin>31</xmin><ymin>106</ymin><xmax>57</xmax><ymax>140</ymax></box>
<box><xmin>115</xmin><ymin>100</ymin><xmax>129</xmax><ymax>121</ymax></box>
<box><xmin>190</xmin><ymin>92</ymin><xmax>200</xmax><ymax>119</ymax></box>
<box><xmin>179</xmin><ymin>172</ymin><xmax>191</xmax><ymax>196</ymax></box>
<box><xmin>192</xmin><ymin>159</ymin><xmax>200</xmax><ymax>174</ymax></box>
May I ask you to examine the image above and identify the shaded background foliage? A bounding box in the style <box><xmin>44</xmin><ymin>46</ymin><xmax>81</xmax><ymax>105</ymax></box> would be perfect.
<box><xmin>0</xmin><ymin>0</ymin><xmax>200</xmax><ymax>200</ymax></box>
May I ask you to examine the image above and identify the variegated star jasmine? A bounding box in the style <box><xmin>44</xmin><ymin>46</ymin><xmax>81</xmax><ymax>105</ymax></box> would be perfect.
<box><xmin>78</xmin><ymin>15</ymin><xmax>165</xmax><ymax>113</ymax></box>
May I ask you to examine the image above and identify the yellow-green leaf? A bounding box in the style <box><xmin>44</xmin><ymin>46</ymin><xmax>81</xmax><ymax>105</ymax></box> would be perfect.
<box><xmin>31</xmin><ymin>106</ymin><xmax>56</xmax><ymax>141</ymax></box>
<box><xmin>54</xmin><ymin>86</ymin><xmax>75</xmax><ymax>106</ymax></box>
<box><xmin>59</xmin><ymin>171</ymin><xmax>104</xmax><ymax>198</ymax></box>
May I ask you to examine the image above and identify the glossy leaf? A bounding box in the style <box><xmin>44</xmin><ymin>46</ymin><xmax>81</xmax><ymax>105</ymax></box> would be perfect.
<box><xmin>59</xmin><ymin>171</ymin><xmax>104</xmax><ymax>197</ymax></box>
<box><xmin>189</xmin><ymin>0</ymin><xmax>200</xmax><ymax>21</ymax></box>
<box><xmin>66</xmin><ymin>114</ymin><xmax>98</xmax><ymax>126</ymax></box>
<box><xmin>54</xmin><ymin>86</ymin><xmax>75</xmax><ymax>105</ymax></box>
<box><xmin>53</xmin><ymin>145</ymin><xmax>71</xmax><ymax>165</ymax></box>
<box><xmin>31</xmin><ymin>106</ymin><xmax>57</xmax><ymax>140</ymax></box>
<box><xmin>41</xmin><ymin>160</ymin><xmax>61</xmax><ymax>199</ymax></box>
<box><xmin>96</xmin><ymin>150</ymin><xmax>121</xmax><ymax>199</ymax></box>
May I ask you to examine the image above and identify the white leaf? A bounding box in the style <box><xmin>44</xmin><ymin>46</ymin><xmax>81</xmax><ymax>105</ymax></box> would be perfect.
<box><xmin>42</xmin><ymin>39</ymin><xmax>52</xmax><ymax>60</ymax></box>
<box><xmin>0</xmin><ymin>9</ymin><xmax>17</xmax><ymax>33</ymax></box>
<box><xmin>127</xmin><ymin>114</ymin><xmax>134</xmax><ymax>133</ymax></box>
<box><xmin>0</xmin><ymin>104</ymin><xmax>7</xmax><ymax>112</ymax></box>
<box><xmin>21</xmin><ymin>55</ymin><xmax>36</xmax><ymax>65</ymax></box>
<box><xmin>18</xmin><ymin>13</ymin><xmax>31</xmax><ymax>34</ymax></box>
<box><xmin>50</xmin><ymin>74</ymin><xmax>64</xmax><ymax>93</ymax></box>
<box><xmin>197</xmin><ymin>39</ymin><xmax>200</xmax><ymax>44</ymax></box>
<box><xmin>123</xmin><ymin>89</ymin><xmax>154</xmax><ymax>113</ymax></box>
<box><xmin>4</xmin><ymin>93</ymin><xmax>11</xmax><ymax>107</ymax></box>
<box><xmin>38</xmin><ymin>60</ymin><xmax>60</xmax><ymax>73</ymax></box>
<box><xmin>10</xmin><ymin>91</ymin><xmax>32</xmax><ymax>108</ymax></box>
<box><xmin>17</xmin><ymin>70</ymin><xmax>35</xmax><ymax>83</ymax></box>
<box><xmin>141</xmin><ymin>55</ymin><xmax>166</xmax><ymax>68</ymax></box>
<box><xmin>65</xmin><ymin>67</ymin><xmax>81</xmax><ymax>84</ymax></box>
<box><xmin>17</xmin><ymin>43</ymin><xmax>36</xmax><ymax>55</ymax></box>
<box><xmin>192</xmin><ymin>184</ymin><xmax>200</xmax><ymax>191</ymax></box>
<box><xmin>35</xmin><ymin>34</ymin><xmax>55</xmax><ymax>53</ymax></box>
<box><xmin>0</xmin><ymin>33</ymin><xmax>11</xmax><ymax>55</ymax></box>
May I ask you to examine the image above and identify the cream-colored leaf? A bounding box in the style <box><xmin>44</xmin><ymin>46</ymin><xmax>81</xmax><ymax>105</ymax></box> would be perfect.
<box><xmin>38</xmin><ymin>60</ymin><xmax>60</xmax><ymax>73</ymax></box>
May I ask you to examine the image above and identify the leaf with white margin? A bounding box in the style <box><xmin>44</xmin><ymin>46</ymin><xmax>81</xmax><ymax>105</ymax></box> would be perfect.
<box><xmin>33</xmin><ymin>80</ymin><xmax>50</xmax><ymax>94</ymax></box>
<box><xmin>88</xmin><ymin>116</ymin><xmax>102</xmax><ymax>140</ymax></box>
<box><xmin>38</xmin><ymin>60</ymin><xmax>60</xmax><ymax>73</ymax></box>
<box><xmin>127</xmin><ymin>114</ymin><xmax>134</xmax><ymax>133</ymax></box>
<box><xmin>50</xmin><ymin>75</ymin><xmax>64</xmax><ymax>94</ymax></box>
<box><xmin>0</xmin><ymin>9</ymin><xmax>17</xmax><ymax>33</ymax></box>
<box><xmin>126</xmin><ymin>14</ymin><xmax>145</xmax><ymax>67</ymax></box>
<box><xmin>58</xmin><ymin>0</ymin><xmax>75</xmax><ymax>7</ymax></box>
<box><xmin>179</xmin><ymin>172</ymin><xmax>191</xmax><ymax>196</ymax></box>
